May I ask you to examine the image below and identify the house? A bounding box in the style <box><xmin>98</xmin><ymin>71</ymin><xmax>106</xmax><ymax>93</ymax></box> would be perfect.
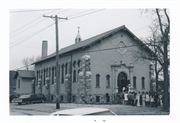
<box><xmin>32</xmin><ymin>25</ymin><xmax>154</xmax><ymax>104</ymax></box>
<box><xmin>14</xmin><ymin>70</ymin><xmax>35</xmax><ymax>95</ymax></box>
<box><xmin>9</xmin><ymin>71</ymin><xmax>16</xmax><ymax>95</ymax></box>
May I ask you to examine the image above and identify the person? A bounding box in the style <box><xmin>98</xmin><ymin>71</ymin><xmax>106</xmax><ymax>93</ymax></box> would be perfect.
<box><xmin>145</xmin><ymin>92</ymin><xmax>150</xmax><ymax>107</ymax></box>
<box><xmin>150</xmin><ymin>93</ymin><xmax>155</xmax><ymax>107</ymax></box>
<box><xmin>136</xmin><ymin>91</ymin><xmax>140</xmax><ymax>107</ymax></box>
<box><xmin>124</xmin><ymin>91</ymin><xmax>128</xmax><ymax>106</ymax></box>
<box><xmin>133</xmin><ymin>92</ymin><xmax>137</xmax><ymax>106</ymax></box>
<box><xmin>140</xmin><ymin>92</ymin><xmax>142</xmax><ymax>106</ymax></box>
<box><xmin>159</xmin><ymin>93</ymin><xmax>163</xmax><ymax>107</ymax></box>
<box><xmin>154</xmin><ymin>93</ymin><xmax>158</xmax><ymax>107</ymax></box>
<box><xmin>142</xmin><ymin>92</ymin><xmax>146</xmax><ymax>107</ymax></box>
<box><xmin>122</xmin><ymin>92</ymin><xmax>125</xmax><ymax>105</ymax></box>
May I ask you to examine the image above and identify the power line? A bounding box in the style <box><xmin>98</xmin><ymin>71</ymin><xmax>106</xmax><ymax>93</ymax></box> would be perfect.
<box><xmin>10</xmin><ymin>9</ymin><xmax>70</xmax><ymax>39</ymax></box>
<box><xmin>10</xmin><ymin>9</ymin><xmax>62</xmax><ymax>13</ymax></box>
<box><xmin>10</xmin><ymin>9</ymin><xmax>61</xmax><ymax>35</ymax></box>
<box><xmin>66</xmin><ymin>9</ymin><xmax>95</xmax><ymax>17</ymax></box>
<box><xmin>10</xmin><ymin>18</ymin><xmax>48</xmax><ymax>38</ymax></box>
<box><xmin>10</xmin><ymin>9</ymin><xmax>105</xmax><ymax>46</ymax></box>
<box><xmin>18</xmin><ymin>45</ymin><xmax>54</xmax><ymax>52</ymax></box>
<box><xmin>59</xmin><ymin>9</ymin><xmax>105</xmax><ymax>22</ymax></box>
<box><xmin>10</xmin><ymin>23</ymin><xmax>54</xmax><ymax>48</ymax></box>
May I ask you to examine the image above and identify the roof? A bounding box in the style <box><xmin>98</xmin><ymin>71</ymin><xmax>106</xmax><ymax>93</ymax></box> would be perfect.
<box><xmin>14</xmin><ymin>70</ymin><xmax>35</xmax><ymax>79</ymax></box>
<box><xmin>32</xmin><ymin>25</ymin><xmax>152</xmax><ymax>65</ymax></box>
<box><xmin>10</xmin><ymin>71</ymin><xmax>17</xmax><ymax>86</ymax></box>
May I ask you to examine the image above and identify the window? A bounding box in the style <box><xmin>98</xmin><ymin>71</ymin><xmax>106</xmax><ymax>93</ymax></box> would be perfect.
<box><xmin>78</xmin><ymin>60</ymin><xmax>81</xmax><ymax>67</ymax></box>
<box><xmin>96</xmin><ymin>74</ymin><xmax>100</xmax><ymax>88</ymax></box>
<box><xmin>61</xmin><ymin>95</ymin><xmax>63</xmax><ymax>102</ymax></box>
<box><xmin>46</xmin><ymin>68</ymin><xmax>48</xmax><ymax>77</ymax></box>
<box><xmin>49</xmin><ymin>67</ymin><xmax>51</xmax><ymax>77</ymax></box>
<box><xmin>51</xmin><ymin>95</ymin><xmax>54</xmax><ymax>100</ymax></box>
<box><xmin>61</xmin><ymin>64</ymin><xmax>64</xmax><ymax>83</ymax></box>
<box><xmin>96</xmin><ymin>96</ymin><xmax>100</xmax><ymax>102</ymax></box>
<box><xmin>106</xmin><ymin>75</ymin><xmax>110</xmax><ymax>88</ymax></box>
<box><xmin>133</xmin><ymin>76</ymin><xmax>136</xmax><ymax>88</ymax></box>
<box><xmin>52</xmin><ymin>67</ymin><xmax>54</xmax><ymax>84</ymax></box>
<box><xmin>65</xmin><ymin>63</ymin><xmax>67</xmax><ymax>75</ymax></box>
<box><xmin>72</xmin><ymin>95</ymin><xmax>76</xmax><ymax>102</ymax></box>
<box><xmin>107</xmin><ymin>96</ymin><xmax>110</xmax><ymax>102</ymax></box>
<box><xmin>73</xmin><ymin>61</ymin><xmax>76</xmax><ymax>68</ymax></box>
<box><xmin>18</xmin><ymin>79</ymin><xmax>20</xmax><ymax>88</ymax></box>
<box><xmin>44</xmin><ymin>69</ymin><xmax>45</xmax><ymax>85</ymax></box>
<box><xmin>73</xmin><ymin>70</ymin><xmax>76</xmax><ymax>82</ymax></box>
<box><xmin>36</xmin><ymin>71</ymin><xmax>38</xmax><ymax>86</ymax></box>
<box><xmin>142</xmin><ymin>77</ymin><xmax>145</xmax><ymax>89</ymax></box>
<box><xmin>54</xmin><ymin>66</ymin><xmax>56</xmax><ymax>77</ymax></box>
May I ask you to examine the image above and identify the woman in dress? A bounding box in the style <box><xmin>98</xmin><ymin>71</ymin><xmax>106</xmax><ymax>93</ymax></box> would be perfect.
<box><xmin>142</xmin><ymin>91</ymin><xmax>146</xmax><ymax>107</ymax></box>
<box><xmin>136</xmin><ymin>91</ymin><xmax>140</xmax><ymax>107</ymax></box>
<box><xmin>145</xmin><ymin>92</ymin><xmax>150</xmax><ymax>107</ymax></box>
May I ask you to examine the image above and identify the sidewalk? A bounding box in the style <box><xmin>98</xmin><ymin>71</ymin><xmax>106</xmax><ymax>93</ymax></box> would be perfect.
<box><xmin>10</xmin><ymin>103</ymin><xmax>169</xmax><ymax>115</ymax></box>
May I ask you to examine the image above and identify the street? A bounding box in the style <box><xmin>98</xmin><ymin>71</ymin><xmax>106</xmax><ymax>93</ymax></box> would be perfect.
<box><xmin>10</xmin><ymin>102</ymin><xmax>169</xmax><ymax>116</ymax></box>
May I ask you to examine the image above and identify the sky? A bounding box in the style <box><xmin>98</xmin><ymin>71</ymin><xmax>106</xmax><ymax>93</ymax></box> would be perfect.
<box><xmin>9</xmin><ymin>8</ymin><xmax>154</xmax><ymax>70</ymax></box>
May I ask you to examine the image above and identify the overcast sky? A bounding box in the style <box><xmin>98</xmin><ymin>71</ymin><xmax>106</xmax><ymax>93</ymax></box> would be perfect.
<box><xmin>9</xmin><ymin>9</ymin><xmax>154</xmax><ymax>70</ymax></box>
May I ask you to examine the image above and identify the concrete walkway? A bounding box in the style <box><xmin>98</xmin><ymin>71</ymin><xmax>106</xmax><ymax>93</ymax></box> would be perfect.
<box><xmin>10</xmin><ymin>103</ymin><xmax>169</xmax><ymax>115</ymax></box>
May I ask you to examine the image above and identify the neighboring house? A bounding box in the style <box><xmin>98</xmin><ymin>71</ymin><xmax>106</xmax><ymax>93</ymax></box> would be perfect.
<box><xmin>9</xmin><ymin>71</ymin><xmax>16</xmax><ymax>95</ymax></box>
<box><xmin>14</xmin><ymin>70</ymin><xmax>35</xmax><ymax>95</ymax></box>
<box><xmin>32</xmin><ymin>25</ymin><xmax>154</xmax><ymax>104</ymax></box>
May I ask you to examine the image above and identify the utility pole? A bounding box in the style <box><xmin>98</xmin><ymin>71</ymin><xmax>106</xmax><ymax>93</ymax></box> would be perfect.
<box><xmin>43</xmin><ymin>15</ymin><xmax>67</xmax><ymax>109</ymax></box>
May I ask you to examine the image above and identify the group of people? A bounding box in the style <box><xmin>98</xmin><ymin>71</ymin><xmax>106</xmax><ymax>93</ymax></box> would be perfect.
<box><xmin>122</xmin><ymin>91</ymin><xmax>163</xmax><ymax>107</ymax></box>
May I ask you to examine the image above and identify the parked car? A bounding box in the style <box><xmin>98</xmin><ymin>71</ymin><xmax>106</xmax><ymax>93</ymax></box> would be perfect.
<box><xmin>50</xmin><ymin>108</ymin><xmax>117</xmax><ymax>116</ymax></box>
<box><xmin>10</xmin><ymin>95</ymin><xmax>19</xmax><ymax>103</ymax></box>
<box><xmin>12</xmin><ymin>94</ymin><xmax>45</xmax><ymax>105</ymax></box>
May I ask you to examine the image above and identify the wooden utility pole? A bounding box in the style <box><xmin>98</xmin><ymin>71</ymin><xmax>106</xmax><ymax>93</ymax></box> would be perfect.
<box><xmin>43</xmin><ymin>15</ymin><xmax>67</xmax><ymax>109</ymax></box>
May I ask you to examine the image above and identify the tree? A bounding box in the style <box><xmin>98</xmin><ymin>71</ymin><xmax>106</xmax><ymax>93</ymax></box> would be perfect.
<box><xmin>22</xmin><ymin>55</ymin><xmax>41</xmax><ymax>70</ymax></box>
<box><xmin>133</xmin><ymin>8</ymin><xmax>170</xmax><ymax>111</ymax></box>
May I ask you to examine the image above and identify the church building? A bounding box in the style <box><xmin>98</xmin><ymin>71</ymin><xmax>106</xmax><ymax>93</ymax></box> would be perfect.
<box><xmin>32</xmin><ymin>25</ymin><xmax>154</xmax><ymax>104</ymax></box>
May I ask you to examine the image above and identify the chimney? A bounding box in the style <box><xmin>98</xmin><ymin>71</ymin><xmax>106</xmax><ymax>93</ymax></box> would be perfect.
<box><xmin>42</xmin><ymin>40</ymin><xmax>48</xmax><ymax>58</ymax></box>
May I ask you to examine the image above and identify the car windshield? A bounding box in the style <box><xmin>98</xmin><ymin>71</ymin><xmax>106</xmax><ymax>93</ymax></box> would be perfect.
<box><xmin>19</xmin><ymin>95</ymin><xmax>31</xmax><ymax>98</ymax></box>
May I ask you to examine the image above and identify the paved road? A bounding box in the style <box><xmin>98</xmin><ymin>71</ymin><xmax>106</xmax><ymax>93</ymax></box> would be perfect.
<box><xmin>10</xmin><ymin>103</ymin><xmax>169</xmax><ymax>116</ymax></box>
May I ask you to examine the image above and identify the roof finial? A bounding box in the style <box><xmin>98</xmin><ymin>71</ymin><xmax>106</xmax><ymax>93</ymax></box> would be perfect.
<box><xmin>78</xmin><ymin>27</ymin><xmax>80</xmax><ymax>33</ymax></box>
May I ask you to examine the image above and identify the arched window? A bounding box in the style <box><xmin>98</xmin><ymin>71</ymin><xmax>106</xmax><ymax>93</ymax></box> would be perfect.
<box><xmin>44</xmin><ymin>69</ymin><xmax>45</xmax><ymax>85</ymax></box>
<box><xmin>18</xmin><ymin>79</ymin><xmax>20</xmax><ymax>88</ymax></box>
<box><xmin>65</xmin><ymin>63</ymin><xmax>67</xmax><ymax>75</ymax></box>
<box><xmin>46</xmin><ymin>68</ymin><xmax>48</xmax><ymax>77</ymax></box>
<box><xmin>96</xmin><ymin>74</ymin><xmax>100</xmax><ymax>88</ymax></box>
<box><xmin>133</xmin><ymin>76</ymin><xmax>136</xmax><ymax>88</ymax></box>
<box><xmin>73</xmin><ymin>61</ymin><xmax>76</xmax><ymax>68</ymax></box>
<box><xmin>49</xmin><ymin>67</ymin><xmax>51</xmax><ymax>77</ymax></box>
<box><xmin>142</xmin><ymin>77</ymin><xmax>145</xmax><ymax>89</ymax></box>
<box><xmin>61</xmin><ymin>64</ymin><xmax>64</xmax><ymax>83</ymax></box>
<box><xmin>54</xmin><ymin>66</ymin><xmax>56</xmax><ymax>77</ymax></box>
<box><xmin>36</xmin><ymin>71</ymin><xmax>38</xmax><ymax>86</ymax></box>
<box><xmin>52</xmin><ymin>67</ymin><xmax>54</xmax><ymax>84</ymax></box>
<box><xmin>78</xmin><ymin>60</ymin><xmax>81</xmax><ymax>67</ymax></box>
<box><xmin>106</xmin><ymin>75</ymin><xmax>110</xmax><ymax>88</ymax></box>
<box><xmin>73</xmin><ymin>70</ymin><xmax>76</xmax><ymax>82</ymax></box>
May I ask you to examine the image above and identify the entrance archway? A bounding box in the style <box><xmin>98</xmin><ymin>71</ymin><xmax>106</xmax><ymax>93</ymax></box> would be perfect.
<box><xmin>117</xmin><ymin>72</ymin><xmax>128</xmax><ymax>93</ymax></box>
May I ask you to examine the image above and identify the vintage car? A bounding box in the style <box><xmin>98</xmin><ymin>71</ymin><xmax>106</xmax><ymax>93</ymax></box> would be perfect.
<box><xmin>50</xmin><ymin>108</ymin><xmax>117</xmax><ymax>116</ymax></box>
<box><xmin>12</xmin><ymin>94</ymin><xmax>45</xmax><ymax>105</ymax></box>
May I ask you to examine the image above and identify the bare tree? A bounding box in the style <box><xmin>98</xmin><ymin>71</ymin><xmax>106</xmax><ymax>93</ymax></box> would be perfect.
<box><xmin>22</xmin><ymin>55</ymin><xmax>41</xmax><ymax>70</ymax></box>
<box><xmin>133</xmin><ymin>8</ymin><xmax>170</xmax><ymax>111</ymax></box>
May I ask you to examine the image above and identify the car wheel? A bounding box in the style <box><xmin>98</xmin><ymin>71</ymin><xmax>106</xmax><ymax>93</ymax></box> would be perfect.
<box><xmin>18</xmin><ymin>103</ymin><xmax>22</xmax><ymax>105</ymax></box>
